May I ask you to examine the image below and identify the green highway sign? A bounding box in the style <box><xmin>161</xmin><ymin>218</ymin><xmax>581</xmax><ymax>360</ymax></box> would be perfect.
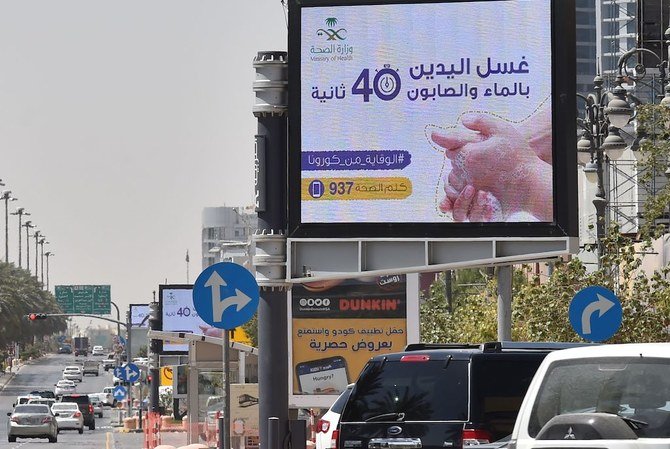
<box><xmin>54</xmin><ymin>285</ymin><xmax>111</xmax><ymax>314</ymax></box>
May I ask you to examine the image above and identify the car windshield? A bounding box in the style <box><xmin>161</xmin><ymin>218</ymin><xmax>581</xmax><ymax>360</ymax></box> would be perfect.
<box><xmin>342</xmin><ymin>359</ymin><xmax>468</xmax><ymax>421</ymax></box>
<box><xmin>15</xmin><ymin>405</ymin><xmax>49</xmax><ymax>414</ymax></box>
<box><xmin>529</xmin><ymin>357</ymin><xmax>670</xmax><ymax>438</ymax></box>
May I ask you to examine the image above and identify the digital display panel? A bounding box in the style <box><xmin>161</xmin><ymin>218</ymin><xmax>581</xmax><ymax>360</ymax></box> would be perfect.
<box><xmin>288</xmin><ymin>0</ymin><xmax>577</xmax><ymax>238</ymax></box>
<box><xmin>130</xmin><ymin>304</ymin><xmax>150</xmax><ymax>328</ymax></box>
<box><xmin>159</xmin><ymin>285</ymin><xmax>228</xmax><ymax>353</ymax></box>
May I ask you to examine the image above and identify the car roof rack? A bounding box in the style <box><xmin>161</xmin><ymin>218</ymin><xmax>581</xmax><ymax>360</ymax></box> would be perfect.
<box><xmin>405</xmin><ymin>341</ymin><xmax>595</xmax><ymax>353</ymax></box>
<box><xmin>482</xmin><ymin>341</ymin><xmax>597</xmax><ymax>352</ymax></box>
<box><xmin>404</xmin><ymin>343</ymin><xmax>481</xmax><ymax>351</ymax></box>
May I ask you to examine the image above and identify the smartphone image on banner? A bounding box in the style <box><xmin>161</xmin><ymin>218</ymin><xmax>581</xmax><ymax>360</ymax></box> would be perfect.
<box><xmin>296</xmin><ymin>356</ymin><xmax>349</xmax><ymax>395</ymax></box>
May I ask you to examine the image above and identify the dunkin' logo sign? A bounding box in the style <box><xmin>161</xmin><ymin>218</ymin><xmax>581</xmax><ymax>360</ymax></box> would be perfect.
<box><xmin>339</xmin><ymin>298</ymin><xmax>400</xmax><ymax>311</ymax></box>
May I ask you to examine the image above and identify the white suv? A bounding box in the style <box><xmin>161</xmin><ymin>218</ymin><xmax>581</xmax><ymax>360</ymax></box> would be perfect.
<box><xmin>62</xmin><ymin>365</ymin><xmax>83</xmax><ymax>383</ymax></box>
<box><xmin>510</xmin><ymin>342</ymin><xmax>670</xmax><ymax>449</ymax></box>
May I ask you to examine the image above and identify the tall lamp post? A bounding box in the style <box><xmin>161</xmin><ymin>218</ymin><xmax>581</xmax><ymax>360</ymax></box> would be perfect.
<box><xmin>576</xmin><ymin>75</ymin><xmax>631</xmax><ymax>267</ymax></box>
<box><xmin>23</xmin><ymin>221</ymin><xmax>34</xmax><ymax>273</ymax></box>
<box><xmin>39</xmin><ymin>237</ymin><xmax>48</xmax><ymax>286</ymax></box>
<box><xmin>33</xmin><ymin>230</ymin><xmax>41</xmax><ymax>280</ymax></box>
<box><xmin>10</xmin><ymin>207</ymin><xmax>29</xmax><ymax>268</ymax></box>
<box><xmin>576</xmin><ymin>41</ymin><xmax>670</xmax><ymax>267</ymax></box>
<box><xmin>2</xmin><ymin>190</ymin><xmax>17</xmax><ymax>263</ymax></box>
<box><xmin>44</xmin><ymin>251</ymin><xmax>54</xmax><ymax>291</ymax></box>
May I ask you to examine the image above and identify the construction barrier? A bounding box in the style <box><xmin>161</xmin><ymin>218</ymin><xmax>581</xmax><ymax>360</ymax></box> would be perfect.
<box><xmin>143</xmin><ymin>412</ymin><xmax>163</xmax><ymax>449</ymax></box>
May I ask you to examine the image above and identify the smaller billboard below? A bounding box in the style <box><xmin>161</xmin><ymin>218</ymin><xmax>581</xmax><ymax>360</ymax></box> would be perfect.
<box><xmin>55</xmin><ymin>285</ymin><xmax>111</xmax><ymax>314</ymax></box>
<box><xmin>130</xmin><ymin>304</ymin><xmax>150</xmax><ymax>328</ymax></box>
<box><xmin>291</xmin><ymin>275</ymin><xmax>408</xmax><ymax>403</ymax></box>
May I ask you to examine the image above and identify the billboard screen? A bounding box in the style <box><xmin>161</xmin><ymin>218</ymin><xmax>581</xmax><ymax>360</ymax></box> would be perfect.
<box><xmin>158</xmin><ymin>285</ymin><xmax>250</xmax><ymax>353</ymax></box>
<box><xmin>288</xmin><ymin>0</ymin><xmax>576</xmax><ymax>238</ymax></box>
<box><xmin>130</xmin><ymin>304</ymin><xmax>150</xmax><ymax>328</ymax></box>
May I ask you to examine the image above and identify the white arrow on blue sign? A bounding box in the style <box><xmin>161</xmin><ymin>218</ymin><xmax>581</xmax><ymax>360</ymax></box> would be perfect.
<box><xmin>113</xmin><ymin>366</ymin><xmax>124</xmax><ymax>379</ymax></box>
<box><xmin>113</xmin><ymin>385</ymin><xmax>127</xmax><ymax>401</ymax></box>
<box><xmin>569</xmin><ymin>286</ymin><xmax>622</xmax><ymax>342</ymax></box>
<box><xmin>119</xmin><ymin>363</ymin><xmax>141</xmax><ymax>383</ymax></box>
<box><xmin>193</xmin><ymin>262</ymin><xmax>259</xmax><ymax>330</ymax></box>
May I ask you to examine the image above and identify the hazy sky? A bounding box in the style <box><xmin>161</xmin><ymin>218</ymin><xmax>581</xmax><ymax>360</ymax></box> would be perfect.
<box><xmin>1</xmin><ymin>1</ymin><xmax>287</xmax><ymax>323</ymax></box>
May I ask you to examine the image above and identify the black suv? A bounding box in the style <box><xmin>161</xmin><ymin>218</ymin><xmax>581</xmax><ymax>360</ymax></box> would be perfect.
<box><xmin>337</xmin><ymin>342</ymin><xmax>585</xmax><ymax>449</ymax></box>
<box><xmin>59</xmin><ymin>394</ymin><xmax>95</xmax><ymax>430</ymax></box>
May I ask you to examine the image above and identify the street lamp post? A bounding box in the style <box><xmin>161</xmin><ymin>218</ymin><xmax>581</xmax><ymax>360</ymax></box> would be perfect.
<box><xmin>44</xmin><ymin>251</ymin><xmax>54</xmax><ymax>291</ymax></box>
<box><xmin>10</xmin><ymin>207</ymin><xmax>29</xmax><ymax>268</ymax></box>
<box><xmin>577</xmin><ymin>75</ymin><xmax>630</xmax><ymax>267</ymax></box>
<box><xmin>576</xmin><ymin>36</ymin><xmax>670</xmax><ymax>267</ymax></box>
<box><xmin>1</xmin><ymin>190</ymin><xmax>17</xmax><ymax>263</ymax></box>
<box><xmin>33</xmin><ymin>230</ymin><xmax>41</xmax><ymax>279</ymax></box>
<box><xmin>39</xmin><ymin>237</ymin><xmax>48</xmax><ymax>286</ymax></box>
<box><xmin>23</xmin><ymin>221</ymin><xmax>34</xmax><ymax>273</ymax></box>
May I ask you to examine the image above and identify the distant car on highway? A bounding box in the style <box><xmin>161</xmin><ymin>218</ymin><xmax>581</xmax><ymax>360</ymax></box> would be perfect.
<box><xmin>27</xmin><ymin>398</ymin><xmax>56</xmax><ymax>410</ymax></box>
<box><xmin>7</xmin><ymin>404</ymin><xmax>58</xmax><ymax>443</ymax></box>
<box><xmin>51</xmin><ymin>402</ymin><xmax>84</xmax><ymax>434</ymax></box>
<box><xmin>102</xmin><ymin>355</ymin><xmax>116</xmax><ymax>372</ymax></box>
<box><xmin>54</xmin><ymin>380</ymin><xmax>76</xmax><ymax>397</ymax></box>
<box><xmin>62</xmin><ymin>366</ymin><xmax>83</xmax><ymax>383</ymax></box>
<box><xmin>88</xmin><ymin>395</ymin><xmax>104</xmax><ymax>418</ymax></box>
<box><xmin>82</xmin><ymin>360</ymin><xmax>99</xmax><ymax>377</ymax></box>
<box><xmin>91</xmin><ymin>345</ymin><xmax>105</xmax><ymax>356</ymax></box>
<box><xmin>100</xmin><ymin>387</ymin><xmax>116</xmax><ymax>407</ymax></box>
<box><xmin>30</xmin><ymin>390</ymin><xmax>56</xmax><ymax>399</ymax></box>
<box><xmin>57</xmin><ymin>344</ymin><xmax>72</xmax><ymax>354</ymax></box>
<box><xmin>58</xmin><ymin>394</ymin><xmax>95</xmax><ymax>430</ymax></box>
<box><xmin>13</xmin><ymin>395</ymin><xmax>40</xmax><ymax>408</ymax></box>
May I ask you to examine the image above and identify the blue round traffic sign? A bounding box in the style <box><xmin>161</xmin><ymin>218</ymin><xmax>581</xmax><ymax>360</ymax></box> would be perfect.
<box><xmin>193</xmin><ymin>262</ymin><xmax>259</xmax><ymax>330</ymax></box>
<box><xmin>113</xmin><ymin>385</ymin><xmax>127</xmax><ymax>401</ymax></box>
<box><xmin>569</xmin><ymin>286</ymin><xmax>622</xmax><ymax>342</ymax></box>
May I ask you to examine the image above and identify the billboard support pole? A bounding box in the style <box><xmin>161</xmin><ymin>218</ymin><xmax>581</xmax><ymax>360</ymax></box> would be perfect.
<box><xmin>126</xmin><ymin>311</ymin><xmax>133</xmax><ymax>418</ymax></box>
<box><xmin>149</xmin><ymin>300</ymin><xmax>160</xmax><ymax>413</ymax></box>
<box><xmin>252</xmin><ymin>51</ymin><xmax>289</xmax><ymax>449</ymax></box>
<box><xmin>496</xmin><ymin>266</ymin><xmax>512</xmax><ymax>341</ymax></box>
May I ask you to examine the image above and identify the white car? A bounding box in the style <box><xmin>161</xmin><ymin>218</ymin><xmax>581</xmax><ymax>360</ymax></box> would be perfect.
<box><xmin>91</xmin><ymin>346</ymin><xmax>105</xmax><ymax>356</ymax></box>
<box><xmin>54</xmin><ymin>380</ymin><xmax>76</xmax><ymax>397</ymax></box>
<box><xmin>62</xmin><ymin>366</ymin><xmax>83</xmax><ymax>383</ymax></box>
<box><xmin>88</xmin><ymin>394</ymin><xmax>104</xmax><ymax>418</ymax></box>
<box><xmin>51</xmin><ymin>402</ymin><xmax>84</xmax><ymax>434</ymax></box>
<box><xmin>13</xmin><ymin>395</ymin><xmax>41</xmax><ymax>408</ymax></box>
<box><xmin>510</xmin><ymin>342</ymin><xmax>670</xmax><ymax>449</ymax></box>
<box><xmin>101</xmin><ymin>387</ymin><xmax>116</xmax><ymax>406</ymax></box>
<box><xmin>315</xmin><ymin>384</ymin><xmax>354</xmax><ymax>449</ymax></box>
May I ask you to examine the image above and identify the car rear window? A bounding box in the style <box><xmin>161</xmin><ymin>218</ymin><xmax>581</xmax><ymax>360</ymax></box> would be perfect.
<box><xmin>469</xmin><ymin>354</ymin><xmax>545</xmax><ymax>441</ymax></box>
<box><xmin>60</xmin><ymin>395</ymin><xmax>90</xmax><ymax>405</ymax></box>
<box><xmin>329</xmin><ymin>386</ymin><xmax>353</xmax><ymax>414</ymax></box>
<box><xmin>342</xmin><ymin>359</ymin><xmax>468</xmax><ymax>421</ymax></box>
<box><xmin>15</xmin><ymin>405</ymin><xmax>49</xmax><ymax>414</ymax></box>
<box><xmin>52</xmin><ymin>403</ymin><xmax>78</xmax><ymax>411</ymax></box>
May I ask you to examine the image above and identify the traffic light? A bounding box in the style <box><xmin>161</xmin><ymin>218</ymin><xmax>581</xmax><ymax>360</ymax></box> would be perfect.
<box><xmin>27</xmin><ymin>313</ymin><xmax>48</xmax><ymax>321</ymax></box>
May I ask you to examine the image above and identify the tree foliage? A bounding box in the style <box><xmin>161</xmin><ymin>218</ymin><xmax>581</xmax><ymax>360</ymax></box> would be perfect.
<box><xmin>0</xmin><ymin>262</ymin><xmax>68</xmax><ymax>349</ymax></box>
<box><xmin>420</xmin><ymin>104</ymin><xmax>670</xmax><ymax>344</ymax></box>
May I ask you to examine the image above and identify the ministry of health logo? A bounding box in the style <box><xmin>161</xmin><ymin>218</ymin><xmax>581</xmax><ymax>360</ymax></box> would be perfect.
<box><xmin>317</xmin><ymin>17</ymin><xmax>347</xmax><ymax>41</ymax></box>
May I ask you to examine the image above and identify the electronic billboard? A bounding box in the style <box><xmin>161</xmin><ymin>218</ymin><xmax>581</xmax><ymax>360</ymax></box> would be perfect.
<box><xmin>288</xmin><ymin>0</ymin><xmax>576</xmax><ymax>238</ymax></box>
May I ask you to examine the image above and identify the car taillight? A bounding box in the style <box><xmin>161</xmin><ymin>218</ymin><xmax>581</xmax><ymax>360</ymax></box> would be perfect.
<box><xmin>88</xmin><ymin>404</ymin><xmax>94</xmax><ymax>414</ymax></box>
<box><xmin>74</xmin><ymin>411</ymin><xmax>82</xmax><ymax>417</ymax></box>
<box><xmin>330</xmin><ymin>428</ymin><xmax>339</xmax><ymax>449</ymax></box>
<box><xmin>10</xmin><ymin>416</ymin><xmax>20</xmax><ymax>423</ymax></box>
<box><xmin>41</xmin><ymin>416</ymin><xmax>53</xmax><ymax>423</ymax></box>
<box><xmin>317</xmin><ymin>419</ymin><xmax>330</xmax><ymax>433</ymax></box>
<box><xmin>462</xmin><ymin>429</ymin><xmax>492</xmax><ymax>445</ymax></box>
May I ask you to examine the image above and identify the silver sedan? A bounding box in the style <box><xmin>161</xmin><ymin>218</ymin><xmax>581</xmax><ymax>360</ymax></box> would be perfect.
<box><xmin>7</xmin><ymin>404</ymin><xmax>58</xmax><ymax>443</ymax></box>
<box><xmin>51</xmin><ymin>402</ymin><xmax>84</xmax><ymax>434</ymax></box>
